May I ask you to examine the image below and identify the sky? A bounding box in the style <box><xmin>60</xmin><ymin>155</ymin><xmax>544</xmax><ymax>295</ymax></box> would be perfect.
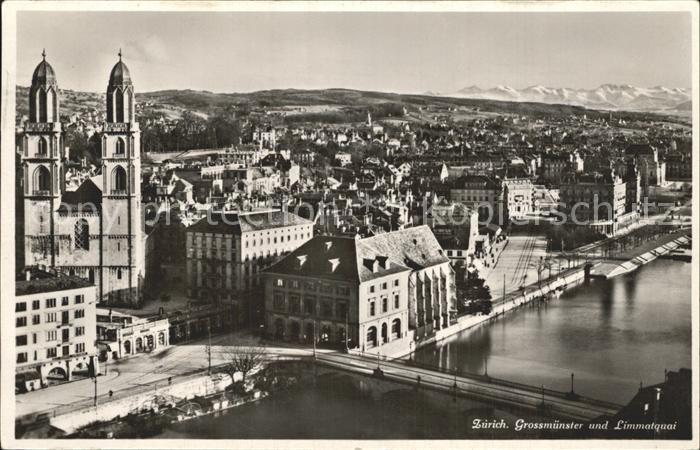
<box><xmin>16</xmin><ymin>11</ymin><xmax>693</xmax><ymax>94</ymax></box>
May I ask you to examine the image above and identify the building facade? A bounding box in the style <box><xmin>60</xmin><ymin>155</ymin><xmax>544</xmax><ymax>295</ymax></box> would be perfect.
<box><xmin>21</xmin><ymin>52</ymin><xmax>145</xmax><ymax>306</ymax></box>
<box><xmin>185</xmin><ymin>210</ymin><xmax>314</xmax><ymax>324</ymax></box>
<box><xmin>502</xmin><ymin>176</ymin><xmax>534</xmax><ymax>220</ymax></box>
<box><xmin>449</xmin><ymin>175</ymin><xmax>507</xmax><ymax>226</ymax></box>
<box><xmin>263</xmin><ymin>226</ymin><xmax>455</xmax><ymax>353</ymax></box>
<box><xmin>560</xmin><ymin>169</ymin><xmax>630</xmax><ymax>236</ymax></box>
<box><xmin>15</xmin><ymin>269</ymin><xmax>99</xmax><ymax>391</ymax></box>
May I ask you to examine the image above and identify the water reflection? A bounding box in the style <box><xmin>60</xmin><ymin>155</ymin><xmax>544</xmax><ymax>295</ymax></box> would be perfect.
<box><xmin>414</xmin><ymin>259</ymin><xmax>691</xmax><ymax>404</ymax></box>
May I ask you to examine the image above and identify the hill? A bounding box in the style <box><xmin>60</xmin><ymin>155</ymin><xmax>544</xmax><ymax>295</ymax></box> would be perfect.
<box><xmin>16</xmin><ymin>85</ymin><xmax>683</xmax><ymax>126</ymax></box>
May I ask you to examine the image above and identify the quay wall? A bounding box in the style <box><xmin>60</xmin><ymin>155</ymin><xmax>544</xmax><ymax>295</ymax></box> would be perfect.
<box><xmin>406</xmin><ymin>233</ymin><xmax>691</xmax><ymax>357</ymax></box>
<box><xmin>49</xmin><ymin>372</ymin><xmax>234</xmax><ymax>434</ymax></box>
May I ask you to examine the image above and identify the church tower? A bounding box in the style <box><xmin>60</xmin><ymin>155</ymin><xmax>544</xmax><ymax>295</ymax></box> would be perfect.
<box><xmin>22</xmin><ymin>50</ymin><xmax>63</xmax><ymax>268</ymax></box>
<box><xmin>100</xmin><ymin>50</ymin><xmax>144</xmax><ymax>305</ymax></box>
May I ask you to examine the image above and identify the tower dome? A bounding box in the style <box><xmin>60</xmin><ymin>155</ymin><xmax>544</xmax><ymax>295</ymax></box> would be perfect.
<box><xmin>29</xmin><ymin>50</ymin><xmax>59</xmax><ymax>123</ymax></box>
<box><xmin>31</xmin><ymin>50</ymin><xmax>57</xmax><ymax>87</ymax></box>
<box><xmin>108</xmin><ymin>60</ymin><xmax>132</xmax><ymax>86</ymax></box>
<box><xmin>106</xmin><ymin>49</ymin><xmax>135</xmax><ymax>123</ymax></box>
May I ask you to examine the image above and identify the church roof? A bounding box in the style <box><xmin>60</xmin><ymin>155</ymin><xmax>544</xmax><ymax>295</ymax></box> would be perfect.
<box><xmin>58</xmin><ymin>177</ymin><xmax>103</xmax><ymax>213</ymax></box>
<box><xmin>31</xmin><ymin>54</ymin><xmax>57</xmax><ymax>86</ymax></box>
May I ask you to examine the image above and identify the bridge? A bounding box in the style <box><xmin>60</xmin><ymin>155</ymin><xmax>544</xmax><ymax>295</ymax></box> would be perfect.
<box><xmin>310</xmin><ymin>352</ymin><xmax>623</xmax><ymax>422</ymax></box>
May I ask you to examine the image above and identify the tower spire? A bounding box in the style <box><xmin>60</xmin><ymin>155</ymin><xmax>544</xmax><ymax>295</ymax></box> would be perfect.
<box><xmin>42</xmin><ymin>48</ymin><xmax>46</xmax><ymax>60</ymax></box>
<box><xmin>118</xmin><ymin>48</ymin><xmax>122</xmax><ymax>61</ymax></box>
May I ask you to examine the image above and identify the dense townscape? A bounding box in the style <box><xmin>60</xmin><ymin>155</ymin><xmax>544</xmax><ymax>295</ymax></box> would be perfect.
<box><xmin>12</xmin><ymin>50</ymin><xmax>692</xmax><ymax>439</ymax></box>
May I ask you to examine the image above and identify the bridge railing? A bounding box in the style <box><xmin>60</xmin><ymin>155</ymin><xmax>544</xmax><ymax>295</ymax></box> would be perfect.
<box><xmin>340</xmin><ymin>352</ymin><xmax>623</xmax><ymax>411</ymax></box>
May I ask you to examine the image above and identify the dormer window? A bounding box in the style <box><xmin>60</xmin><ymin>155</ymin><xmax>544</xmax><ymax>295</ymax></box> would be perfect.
<box><xmin>328</xmin><ymin>258</ymin><xmax>340</xmax><ymax>273</ymax></box>
<box><xmin>296</xmin><ymin>255</ymin><xmax>307</xmax><ymax>269</ymax></box>
<box><xmin>324</xmin><ymin>241</ymin><xmax>333</xmax><ymax>251</ymax></box>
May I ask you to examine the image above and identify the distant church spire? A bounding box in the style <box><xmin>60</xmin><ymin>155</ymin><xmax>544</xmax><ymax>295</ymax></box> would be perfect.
<box><xmin>42</xmin><ymin>48</ymin><xmax>46</xmax><ymax>60</ymax></box>
<box><xmin>118</xmin><ymin>48</ymin><xmax>122</xmax><ymax>61</ymax></box>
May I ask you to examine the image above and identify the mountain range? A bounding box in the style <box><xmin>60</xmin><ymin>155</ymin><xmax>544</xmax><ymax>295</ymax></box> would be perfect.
<box><xmin>439</xmin><ymin>84</ymin><xmax>691</xmax><ymax>112</ymax></box>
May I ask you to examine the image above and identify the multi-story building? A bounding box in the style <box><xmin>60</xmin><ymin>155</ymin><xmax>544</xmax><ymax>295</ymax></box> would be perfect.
<box><xmin>186</xmin><ymin>210</ymin><xmax>314</xmax><ymax>324</ymax></box>
<box><xmin>559</xmin><ymin>169</ymin><xmax>632</xmax><ymax>236</ymax></box>
<box><xmin>539</xmin><ymin>152</ymin><xmax>578</xmax><ymax>185</ymax></box>
<box><xmin>625</xmin><ymin>144</ymin><xmax>666</xmax><ymax>196</ymax></box>
<box><xmin>449</xmin><ymin>175</ymin><xmax>507</xmax><ymax>226</ymax></box>
<box><xmin>21</xmin><ymin>52</ymin><xmax>146</xmax><ymax>306</ymax></box>
<box><xmin>263</xmin><ymin>226</ymin><xmax>455</xmax><ymax>354</ymax></box>
<box><xmin>15</xmin><ymin>268</ymin><xmax>99</xmax><ymax>392</ymax></box>
<box><xmin>665</xmin><ymin>152</ymin><xmax>692</xmax><ymax>182</ymax></box>
<box><xmin>502</xmin><ymin>176</ymin><xmax>534</xmax><ymax>220</ymax></box>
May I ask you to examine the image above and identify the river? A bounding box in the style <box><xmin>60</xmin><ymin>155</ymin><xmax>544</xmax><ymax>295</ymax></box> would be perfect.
<box><xmin>153</xmin><ymin>258</ymin><xmax>690</xmax><ymax>438</ymax></box>
<box><xmin>414</xmin><ymin>258</ymin><xmax>692</xmax><ymax>405</ymax></box>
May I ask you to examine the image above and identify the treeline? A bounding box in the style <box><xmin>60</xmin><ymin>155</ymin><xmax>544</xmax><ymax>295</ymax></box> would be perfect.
<box><xmin>141</xmin><ymin>110</ymin><xmax>242</xmax><ymax>153</ymax></box>
<box><xmin>284</xmin><ymin>102</ymin><xmax>406</xmax><ymax>125</ymax></box>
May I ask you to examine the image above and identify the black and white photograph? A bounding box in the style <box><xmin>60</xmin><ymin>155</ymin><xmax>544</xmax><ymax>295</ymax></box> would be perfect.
<box><xmin>1</xmin><ymin>1</ymin><xmax>698</xmax><ymax>448</ymax></box>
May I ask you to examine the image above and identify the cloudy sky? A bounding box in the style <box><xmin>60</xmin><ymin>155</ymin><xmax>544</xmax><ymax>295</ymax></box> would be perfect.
<box><xmin>16</xmin><ymin>10</ymin><xmax>693</xmax><ymax>94</ymax></box>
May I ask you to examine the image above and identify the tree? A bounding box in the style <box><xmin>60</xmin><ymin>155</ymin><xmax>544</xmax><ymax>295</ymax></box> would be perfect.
<box><xmin>458</xmin><ymin>273</ymin><xmax>493</xmax><ymax>316</ymax></box>
<box><xmin>530</xmin><ymin>256</ymin><xmax>552</xmax><ymax>287</ymax></box>
<box><xmin>221</xmin><ymin>344</ymin><xmax>267</xmax><ymax>386</ymax></box>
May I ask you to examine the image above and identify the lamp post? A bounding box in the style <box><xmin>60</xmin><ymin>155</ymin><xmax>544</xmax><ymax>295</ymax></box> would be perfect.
<box><xmin>206</xmin><ymin>323</ymin><xmax>212</xmax><ymax>375</ymax></box>
<box><xmin>93</xmin><ymin>376</ymin><xmax>98</xmax><ymax>407</ymax></box>
<box><xmin>312</xmin><ymin>319</ymin><xmax>317</xmax><ymax>359</ymax></box>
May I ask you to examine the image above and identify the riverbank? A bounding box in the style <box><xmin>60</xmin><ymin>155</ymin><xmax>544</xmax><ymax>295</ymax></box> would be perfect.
<box><xmin>407</xmin><ymin>230</ymin><xmax>691</xmax><ymax>357</ymax></box>
<box><xmin>590</xmin><ymin>232</ymin><xmax>691</xmax><ymax>278</ymax></box>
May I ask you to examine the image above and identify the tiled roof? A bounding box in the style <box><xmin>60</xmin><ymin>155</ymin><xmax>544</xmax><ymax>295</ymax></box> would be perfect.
<box><xmin>265</xmin><ymin>225</ymin><xmax>449</xmax><ymax>283</ymax></box>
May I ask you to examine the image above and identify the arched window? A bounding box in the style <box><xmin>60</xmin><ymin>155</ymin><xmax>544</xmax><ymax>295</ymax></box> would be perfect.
<box><xmin>112</xmin><ymin>166</ymin><xmax>127</xmax><ymax>192</ymax></box>
<box><xmin>37</xmin><ymin>137</ymin><xmax>47</xmax><ymax>156</ymax></box>
<box><xmin>115</xmin><ymin>89</ymin><xmax>124</xmax><ymax>123</ymax></box>
<box><xmin>74</xmin><ymin>219</ymin><xmax>90</xmax><ymax>250</ymax></box>
<box><xmin>366</xmin><ymin>326</ymin><xmax>377</xmax><ymax>349</ymax></box>
<box><xmin>391</xmin><ymin>319</ymin><xmax>401</xmax><ymax>339</ymax></box>
<box><xmin>39</xmin><ymin>89</ymin><xmax>47</xmax><ymax>122</ymax></box>
<box><xmin>381</xmin><ymin>322</ymin><xmax>388</xmax><ymax>344</ymax></box>
<box><xmin>33</xmin><ymin>166</ymin><xmax>51</xmax><ymax>193</ymax></box>
<box><xmin>115</xmin><ymin>137</ymin><xmax>125</xmax><ymax>155</ymax></box>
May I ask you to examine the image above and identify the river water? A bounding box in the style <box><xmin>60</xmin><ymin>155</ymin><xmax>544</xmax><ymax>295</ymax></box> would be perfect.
<box><xmin>155</xmin><ymin>258</ymin><xmax>691</xmax><ymax>438</ymax></box>
<box><xmin>414</xmin><ymin>258</ymin><xmax>692</xmax><ymax>405</ymax></box>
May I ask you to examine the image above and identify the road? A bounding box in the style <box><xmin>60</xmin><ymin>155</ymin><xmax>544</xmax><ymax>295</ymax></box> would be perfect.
<box><xmin>15</xmin><ymin>330</ymin><xmax>320</xmax><ymax>418</ymax></box>
<box><xmin>484</xmin><ymin>232</ymin><xmax>548</xmax><ymax>296</ymax></box>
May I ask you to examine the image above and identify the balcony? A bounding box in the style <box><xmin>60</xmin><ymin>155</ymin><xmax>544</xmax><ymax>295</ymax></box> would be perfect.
<box><xmin>32</xmin><ymin>190</ymin><xmax>51</xmax><ymax>196</ymax></box>
<box><xmin>110</xmin><ymin>189</ymin><xmax>128</xmax><ymax>196</ymax></box>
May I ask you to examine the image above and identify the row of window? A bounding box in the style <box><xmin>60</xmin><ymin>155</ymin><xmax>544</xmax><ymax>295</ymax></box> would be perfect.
<box><xmin>245</xmin><ymin>232</ymin><xmax>310</xmax><ymax>248</ymax></box>
<box><xmin>16</xmin><ymin>295</ymin><xmax>85</xmax><ymax>313</ymax></box>
<box><xmin>275</xmin><ymin>278</ymin><xmax>351</xmax><ymax>296</ymax></box>
<box><xmin>16</xmin><ymin>327</ymin><xmax>85</xmax><ymax>346</ymax></box>
<box><xmin>16</xmin><ymin>309</ymin><xmax>86</xmax><ymax>327</ymax></box>
<box><xmin>272</xmin><ymin>292</ymin><xmax>348</xmax><ymax>319</ymax></box>
<box><xmin>367</xmin><ymin>279</ymin><xmax>400</xmax><ymax>294</ymax></box>
<box><xmin>16</xmin><ymin>342</ymin><xmax>86</xmax><ymax>363</ymax></box>
<box><xmin>368</xmin><ymin>294</ymin><xmax>401</xmax><ymax>317</ymax></box>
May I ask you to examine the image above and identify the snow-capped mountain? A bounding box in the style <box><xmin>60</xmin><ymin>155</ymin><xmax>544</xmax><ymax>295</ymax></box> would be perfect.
<box><xmin>442</xmin><ymin>84</ymin><xmax>691</xmax><ymax>112</ymax></box>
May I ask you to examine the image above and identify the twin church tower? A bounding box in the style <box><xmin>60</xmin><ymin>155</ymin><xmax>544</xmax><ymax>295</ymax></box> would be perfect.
<box><xmin>21</xmin><ymin>50</ymin><xmax>145</xmax><ymax>306</ymax></box>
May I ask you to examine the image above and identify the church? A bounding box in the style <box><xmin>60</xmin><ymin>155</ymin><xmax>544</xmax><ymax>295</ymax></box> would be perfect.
<box><xmin>21</xmin><ymin>51</ymin><xmax>146</xmax><ymax>306</ymax></box>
